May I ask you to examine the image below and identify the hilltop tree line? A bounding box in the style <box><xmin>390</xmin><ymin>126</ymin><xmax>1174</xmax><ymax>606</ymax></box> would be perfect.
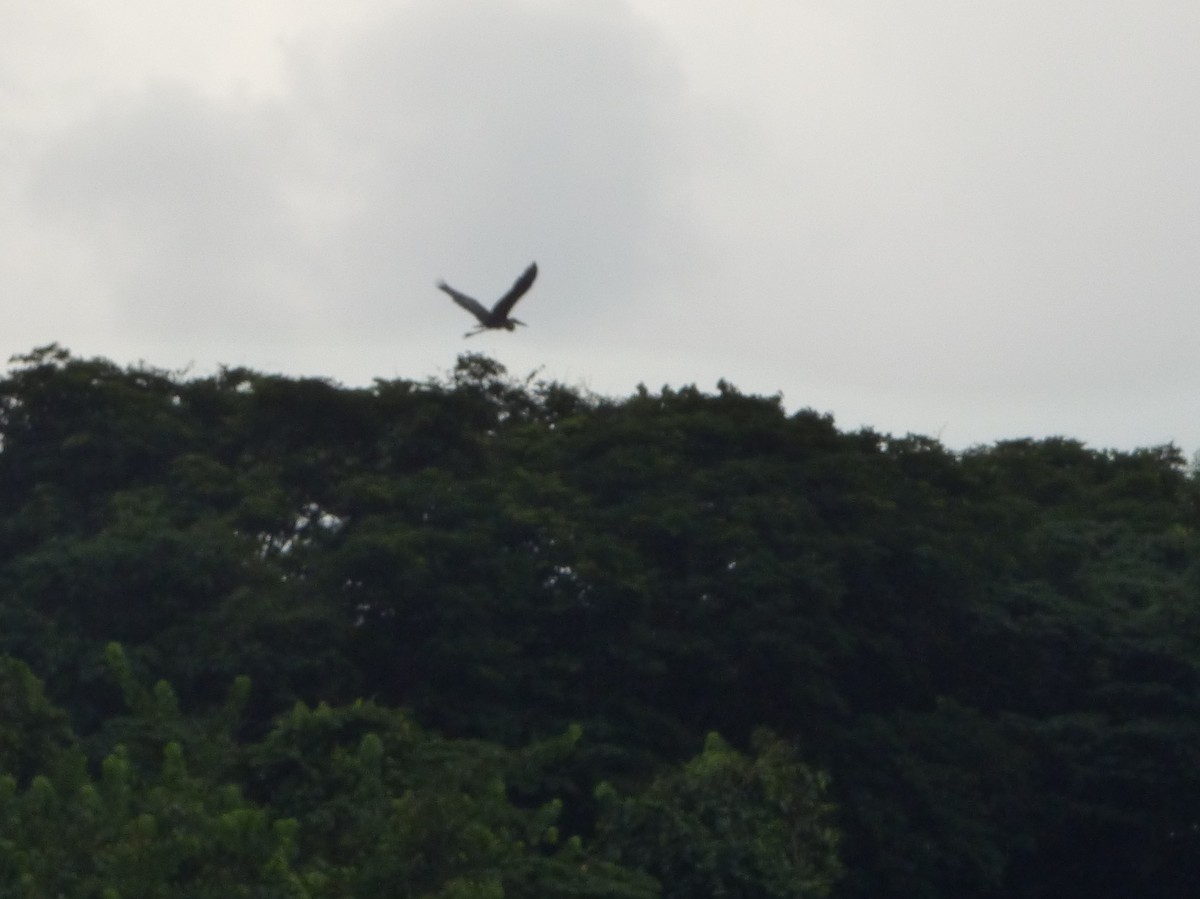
<box><xmin>1</xmin><ymin>344</ymin><xmax>1199</xmax><ymax>897</ymax></box>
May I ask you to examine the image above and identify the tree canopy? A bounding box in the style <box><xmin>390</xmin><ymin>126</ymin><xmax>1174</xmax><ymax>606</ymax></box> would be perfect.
<box><xmin>1</xmin><ymin>345</ymin><xmax>1198</xmax><ymax>897</ymax></box>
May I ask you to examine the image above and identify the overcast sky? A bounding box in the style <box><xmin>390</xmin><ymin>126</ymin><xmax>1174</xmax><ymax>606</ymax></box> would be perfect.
<box><xmin>3</xmin><ymin>1</ymin><xmax>1199</xmax><ymax>452</ymax></box>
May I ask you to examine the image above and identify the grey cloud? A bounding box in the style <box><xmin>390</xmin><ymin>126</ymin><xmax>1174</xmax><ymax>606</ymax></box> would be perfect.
<box><xmin>287</xmin><ymin>1</ymin><xmax>700</xmax><ymax>332</ymax></box>
<box><xmin>26</xmin><ymin>85</ymin><xmax>312</xmax><ymax>341</ymax></box>
<box><xmin>23</xmin><ymin>0</ymin><xmax>702</xmax><ymax>357</ymax></box>
<box><xmin>11</xmin><ymin>1</ymin><xmax>1200</xmax><ymax>450</ymax></box>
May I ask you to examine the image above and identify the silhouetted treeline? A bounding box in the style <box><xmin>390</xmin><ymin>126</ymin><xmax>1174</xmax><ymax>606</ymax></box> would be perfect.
<box><xmin>1</xmin><ymin>345</ymin><xmax>1198</xmax><ymax>897</ymax></box>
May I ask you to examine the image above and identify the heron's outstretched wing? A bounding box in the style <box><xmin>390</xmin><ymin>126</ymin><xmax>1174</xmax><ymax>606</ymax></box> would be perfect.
<box><xmin>492</xmin><ymin>262</ymin><xmax>538</xmax><ymax>317</ymax></box>
<box><xmin>438</xmin><ymin>282</ymin><xmax>491</xmax><ymax>324</ymax></box>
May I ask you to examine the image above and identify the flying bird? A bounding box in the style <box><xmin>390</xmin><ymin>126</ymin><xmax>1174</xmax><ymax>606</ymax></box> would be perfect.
<box><xmin>438</xmin><ymin>262</ymin><xmax>538</xmax><ymax>338</ymax></box>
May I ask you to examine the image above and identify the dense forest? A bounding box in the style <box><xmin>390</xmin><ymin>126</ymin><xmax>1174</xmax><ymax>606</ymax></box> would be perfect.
<box><xmin>1</xmin><ymin>344</ymin><xmax>1199</xmax><ymax>897</ymax></box>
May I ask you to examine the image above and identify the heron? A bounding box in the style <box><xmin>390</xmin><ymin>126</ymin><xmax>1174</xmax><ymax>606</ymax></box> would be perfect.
<box><xmin>438</xmin><ymin>262</ymin><xmax>538</xmax><ymax>338</ymax></box>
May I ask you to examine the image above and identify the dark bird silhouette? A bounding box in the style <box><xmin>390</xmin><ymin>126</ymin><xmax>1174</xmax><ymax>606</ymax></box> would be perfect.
<box><xmin>438</xmin><ymin>262</ymin><xmax>538</xmax><ymax>337</ymax></box>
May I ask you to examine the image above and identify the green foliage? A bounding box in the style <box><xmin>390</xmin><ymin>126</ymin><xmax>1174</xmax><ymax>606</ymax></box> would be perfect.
<box><xmin>3</xmin><ymin>346</ymin><xmax>1200</xmax><ymax>897</ymax></box>
<box><xmin>240</xmin><ymin>700</ymin><xmax>657</xmax><ymax>899</ymax></box>
<box><xmin>595</xmin><ymin>731</ymin><xmax>842</xmax><ymax>899</ymax></box>
<box><xmin>0</xmin><ymin>655</ymin><xmax>75</xmax><ymax>784</ymax></box>
<box><xmin>0</xmin><ymin>743</ymin><xmax>305</xmax><ymax>898</ymax></box>
<box><xmin>0</xmin><ymin>653</ymin><xmax>657</xmax><ymax>899</ymax></box>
